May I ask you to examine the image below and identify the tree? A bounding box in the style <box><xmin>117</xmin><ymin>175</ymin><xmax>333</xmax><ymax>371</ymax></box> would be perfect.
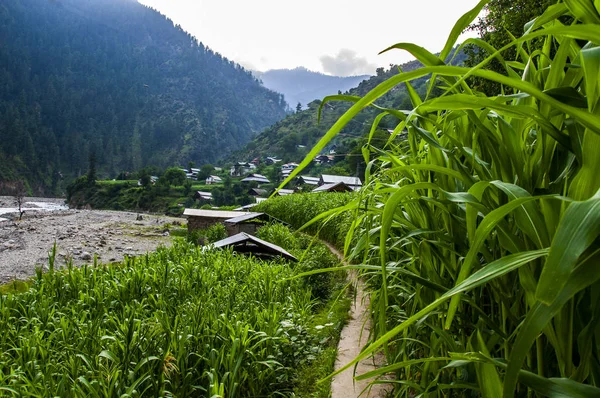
<box><xmin>183</xmin><ymin>178</ymin><xmax>192</xmax><ymax>195</ymax></box>
<box><xmin>162</xmin><ymin>167</ymin><xmax>187</xmax><ymax>187</ymax></box>
<box><xmin>296</xmin><ymin>102</ymin><xmax>302</xmax><ymax>113</ymax></box>
<box><xmin>13</xmin><ymin>181</ymin><xmax>27</xmax><ymax>220</ymax></box>
<box><xmin>138</xmin><ymin>169</ymin><xmax>151</xmax><ymax>188</ymax></box>
<box><xmin>197</xmin><ymin>164</ymin><xmax>214</xmax><ymax>181</ymax></box>
<box><xmin>87</xmin><ymin>150</ymin><xmax>97</xmax><ymax>187</ymax></box>
<box><xmin>464</xmin><ymin>0</ymin><xmax>556</xmax><ymax>95</ymax></box>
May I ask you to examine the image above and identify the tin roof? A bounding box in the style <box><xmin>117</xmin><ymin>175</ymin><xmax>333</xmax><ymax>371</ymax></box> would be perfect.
<box><xmin>224</xmin><ymin>212</ymin><xmax>266</xmax><ymax>224</ymax></box>
<box><xmin>312</xmin><ymin>182</ymin><xmax>353</xmax><ymax>193</ymax></box>
<box><xmin>320</xmin><ymin>174</ymin><xmax>362</xmax><ymax>186</ymax></box>
<box><xmin>183</xmin><ymin>209</ymin><xmax>249</xmax><ymax>218</ymax></box>
<box><xmin>212</xmin><ymin>232</ymin><xmax>297</xmax><ymax>262</ymax></box>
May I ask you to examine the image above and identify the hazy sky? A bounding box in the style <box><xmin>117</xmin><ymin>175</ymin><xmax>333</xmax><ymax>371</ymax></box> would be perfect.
<box><xmin>137</xmin><ymin>0</ymin><xmax>483</xmax><ymax>76</ymax></box>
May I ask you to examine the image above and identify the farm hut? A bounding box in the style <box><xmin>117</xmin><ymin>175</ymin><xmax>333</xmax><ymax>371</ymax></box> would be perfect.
<box><xmin>312</xmin><ymin>182</ymin><xmax>354</xmax><ymax>193</ymax></box>
<box><xmin>183</xmin><ymin>209</ymin><xmax>250</xmax><ymax>233</ymax></box>
<box><xmin>212</xmin><ymin>233</ymin><xmax>298</xmax><ymax>262</ymax></box>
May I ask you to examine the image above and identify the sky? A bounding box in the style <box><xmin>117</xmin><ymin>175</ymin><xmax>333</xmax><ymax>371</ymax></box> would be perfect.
<box><xmin>137</xmin><ymin>0</ymin><xmax>483</xmax><ymax>76</ymax></box>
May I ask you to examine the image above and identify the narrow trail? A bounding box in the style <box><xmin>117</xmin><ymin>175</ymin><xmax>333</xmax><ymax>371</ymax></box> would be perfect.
<box><xmin>325</xmin><ymin>243</ymin><xmax>391</xmax><ymax>398</ymax></box>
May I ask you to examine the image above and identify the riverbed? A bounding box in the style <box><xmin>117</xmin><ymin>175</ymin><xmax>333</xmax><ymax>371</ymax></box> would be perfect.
<box><xmin>0</xmin><ymin>197</ymin><xmax>185</xmax><ymax>284</ymax></box>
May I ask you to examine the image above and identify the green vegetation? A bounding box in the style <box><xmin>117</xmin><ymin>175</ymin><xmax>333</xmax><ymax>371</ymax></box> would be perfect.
<box><xmin>277</xmin><ymin>0</ymin><xmax>600</xmax><ymax>395</ymax></box>
<box><xmin>255</xmin><ymin>192</ymin><xmax>354</xmax><ymax>248</ymax></box>
<box><xmin>0</xmin><ymin>0</ymin><xmax>287</xmax><ymax>194</ymax></box>
<box><xmin>187</xmin><ymin>223</ymin><xmax>228</xmax><ymax>245</ymax></box>
<box><xmin>0</xmin><ymin>225</ymin><xmax>349</xmax><ymax>396</ymax></box>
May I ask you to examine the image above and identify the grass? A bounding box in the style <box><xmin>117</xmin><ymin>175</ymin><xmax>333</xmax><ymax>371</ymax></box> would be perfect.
<box><xmin>0</xmin><ymin>224</ymin><xmax>350</xmax><ymax>397</ymax></box>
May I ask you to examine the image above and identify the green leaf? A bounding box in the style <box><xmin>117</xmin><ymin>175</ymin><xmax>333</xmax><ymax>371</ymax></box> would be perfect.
<box><xmin>564</xmin><ymin>0</ymin><xmax>600</xmax><ymax>24</ymax></box>
<box><xmin>440</xmin><ymin>0</ymin><xmax>489</xmax><ymax>60</ymax></box>
<box><xmin>322</xmin><ymin>249</ymin><xmax>548</xmax><ymax>383</ymax></box>
<box><xmin>504</xmin><ymin>249</ymin><xmax>600</xmax><ymax>397</ymax></box>
<box><xmin>535</xmin><ymin>189</ymin><xmax>600</xmax><ymax>304</ymax></box>
<box><xmin>544</xmin><ymin>87</ymin><xmax>588</xmax><ymax>108</ymax></box>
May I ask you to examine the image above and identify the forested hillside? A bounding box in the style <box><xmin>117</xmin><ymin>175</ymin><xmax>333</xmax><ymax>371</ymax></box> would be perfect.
<box><xmin>255</xmin><ymin>67</ymin><xmax>370</xmax><ymax>110</ymax></box>
<box><xmin>0</xmin><ymin>0</ymin><xmax>288</xmax><ymax>194</ymax></box>
<box><xmin>233</xmin><ymin>51</ymin><xmax>466</xmax><ymax>165</ymax></box>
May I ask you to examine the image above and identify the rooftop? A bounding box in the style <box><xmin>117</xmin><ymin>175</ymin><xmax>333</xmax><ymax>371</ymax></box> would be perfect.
<box><xmin>320</xmin><ymin>174</ymin><xmax>362</xmax><ymax>186</ymax></box>
<box><xmin>212</xmin><ymin>232</ymin><xmax>297</xmax><ymax>262</ymax></box>
<box><xmin>183</xmin><ymin>209</ymin><xmax>250</xmax><ymax>219</ymax></box>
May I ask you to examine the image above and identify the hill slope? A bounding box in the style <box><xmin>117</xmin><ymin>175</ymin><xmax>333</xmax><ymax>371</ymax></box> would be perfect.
<box><xmin>255</xmin><ymin>67</ymin><xmax>370</xmax><ymax>110</ymax></box>
<box><xmin>0</xmin><ymin>0</ymin><xmax>288</xmax><ymax>194</ymax></box>
<box><xmin>232</xmin><ymin>51</ymin><xmax>467</xmax><ymax>169</ymax></box>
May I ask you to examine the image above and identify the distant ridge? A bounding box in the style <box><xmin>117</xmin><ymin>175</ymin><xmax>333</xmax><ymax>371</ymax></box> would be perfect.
<box><xmin>255</xmin><ymin>67</ymin><xmax>371</xmax><ymax>110</ymax></box>
<box><xmin>0</xmin><ymin>0</ymin><xmax>288</xmax><ymax>193</ymax></box>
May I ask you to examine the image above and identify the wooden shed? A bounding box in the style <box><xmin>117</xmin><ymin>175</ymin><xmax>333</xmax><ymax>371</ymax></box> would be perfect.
<box><xmin>183</xmin><ymin>209</ymin><xmax>250</xmax><ymax>233</ymax></box>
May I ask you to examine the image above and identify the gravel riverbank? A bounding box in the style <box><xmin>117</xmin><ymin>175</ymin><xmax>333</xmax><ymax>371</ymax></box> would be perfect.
<box><xmin>0</xmin><ymin>197</ymin><xmax>185</xmax><ymax>284</ymax></box>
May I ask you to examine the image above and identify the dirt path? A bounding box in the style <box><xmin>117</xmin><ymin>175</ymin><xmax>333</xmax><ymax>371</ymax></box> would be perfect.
<box><xmin>326</xmin><ymin>243</ymin><xmax>391</xmax><ymax>397</ymax></box>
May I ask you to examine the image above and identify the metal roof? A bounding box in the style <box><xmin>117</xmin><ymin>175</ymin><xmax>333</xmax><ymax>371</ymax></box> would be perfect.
<box><xmin>312</xmin><ymin>182</ymin><xmax>353</xmax><ymax>193</ymax></box>
<box><xmin>224</xmin><ymin>212</ymin><xmax>266</xmax><ymax>224</ymax></box>
<box><xmin>241</xmin><ymin>174</ymin><xmax>270</xmax><ymax>183</ymax></box>
<box><xmin>234</xmin><ymin>203</ymin><xmax>258</xmax><ymax>211</ymax></box>
<box><xmin>183</xmin><ymin>209</ymin><xmax>250</xmax><ymax>218</ymax></box>
<box><xmin>274</xmin><ymin>189</ymin><xmax>294</xmax><ymax>196</ymax></box>
<box><xmin>298</xmin><ymin>176</ymin><xmax>320</xmax><ymax>185</ymax></box>
<box><xmin>320</xmin><ymin>174</ymin><xmax>362</xmax><ymax>186</ymax></box>
<box><xmin>249</xmin><ymin>188</ymin><xmax>268</xmax><ymax>196</ymax></box>
<box><xmin>212</xmin><ymin>232</ymin><xmax>297</xmax><ymax>262</ymax></box>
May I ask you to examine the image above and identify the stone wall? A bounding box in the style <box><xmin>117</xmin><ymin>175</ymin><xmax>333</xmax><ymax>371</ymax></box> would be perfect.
<box><xmin>187</xmin><ymin>216</ymin><xmax>226</xmax><ymax>232</ymax></box>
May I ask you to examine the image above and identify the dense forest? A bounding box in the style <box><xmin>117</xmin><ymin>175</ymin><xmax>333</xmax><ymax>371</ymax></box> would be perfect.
<box><xmin>0</xmin><ymin>0</ymin><xmax>288</xmax><ymax>194</ymax></box>
<box><xmin>233</xmin><ymin>50</ymin><xmax>467</xmax><ymax>167</ymax></box>
<box><xmin>255</xmin><ymin>67</ymin><xmax>370</xmax><ymax>110</ymax></box>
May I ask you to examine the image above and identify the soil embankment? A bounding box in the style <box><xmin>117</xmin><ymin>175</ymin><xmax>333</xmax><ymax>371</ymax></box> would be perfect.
<box><xmin>0</xmin><ymin>197</ymin><xmax>184</xmax><ymax>284</ymax></box>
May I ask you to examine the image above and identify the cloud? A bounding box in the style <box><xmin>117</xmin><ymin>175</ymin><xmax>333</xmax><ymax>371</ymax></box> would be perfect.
<box><xmin>319</xmin><ymin>49</ymin><xmax>376</xmax><ymax>76</ymax></box>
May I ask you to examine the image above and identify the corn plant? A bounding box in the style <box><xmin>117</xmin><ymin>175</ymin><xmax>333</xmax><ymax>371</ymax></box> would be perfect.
<box><xmin>278</xmin><ymin>0</ymin><xmax>600</xmax><ymax>396</ymax></box>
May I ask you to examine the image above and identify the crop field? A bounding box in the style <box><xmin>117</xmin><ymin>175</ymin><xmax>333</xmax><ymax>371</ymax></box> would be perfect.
<box><xmin>0</xmin><ymin>226</ymin><xmax>349</xmax><ymax>397</ymax></box>
<box><xmin>256</xmin><ymin>192</ymin><xmax>354</xmax><ymax>248</ymax></box>
<box><xmin>273</xmin><ymin>0</ymin><xmax>600</xmax><ymax>396</ymax></box>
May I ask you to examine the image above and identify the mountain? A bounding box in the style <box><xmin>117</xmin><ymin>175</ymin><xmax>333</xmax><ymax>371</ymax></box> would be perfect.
<box><xmin>230</xmin><ymin>50</ymin><xmax>468</xmax><ymax>172</ymax></box>
<box><xmin>255</xmin><ymin>67</ymin><xmax>370</xmax><ymax>110</ymax></box>
<box><xmin>0</xmin><ymin>0</ymin><xmax>288</xmax><ymax>194</ymax></box>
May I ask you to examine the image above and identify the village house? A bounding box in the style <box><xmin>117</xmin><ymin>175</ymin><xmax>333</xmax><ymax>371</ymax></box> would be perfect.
<box><xmin>241</xmin><ymin>173</ymin><xmax>270</xmax><ymax>184</ymax></box>
<box><xmin>312</xmin><ymin>181</ymin><xmax>353</xmax><ymax>193</ymax></box>
<box><xmin>296</xmin><ymin>175</ymin><xmax>320</xmax><ymax>186</ymax></box>
<box><xmin>230</xmin><ymin>162</ymin><xmax>256</xmax><ymax>176</ymax></box>
<box><xmin>205</xmin><ymin>175</ymin><xmax>222</xmax><ymax>185</ymax></box>
<box><xmin>194</xmin><ymin>191</ymin><xmax>213</xmax><ymax>202</ymax></box>
<box><xmin>248</xmin><ymin>188</ymin><xmax>268</xmax><ymax>197</ymax></box>
<box><xmin>272</xmin><ymin>188</ymin><xmax>294</xmax><ymax>196</ymax></box>
<box><xmin>264</xmin><ymin>157</ymin><xmax>282</xmax><ymax>165</ymax></box>
<box><xmin>319</xmin><ymin>174</ymin><xmax>362</xmax><ymax>191</ymax></box>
